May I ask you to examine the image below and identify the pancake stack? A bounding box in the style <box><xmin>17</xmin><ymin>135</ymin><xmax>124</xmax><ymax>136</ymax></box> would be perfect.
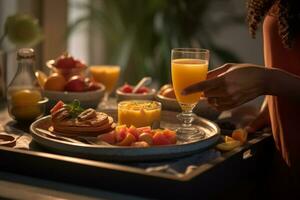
<box><xmin>51</xmin><ymin>107</ymin><xmax>115</xmax><ymax>137</ymax></box>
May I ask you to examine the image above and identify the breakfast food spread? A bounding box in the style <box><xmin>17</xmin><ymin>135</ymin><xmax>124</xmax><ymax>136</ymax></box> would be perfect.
<box><xmin>50</xmin><ymin>100</ymin><xmax>115</xmax><ymax>136</ymax></box>
<box><xmin>47</xmin><ymin>99</ymin><xmax>177</xmax><ymax>147</ymax></box>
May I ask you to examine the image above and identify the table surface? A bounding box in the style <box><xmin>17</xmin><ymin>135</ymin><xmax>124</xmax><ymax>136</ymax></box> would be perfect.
<box><xmin>0</xmin><ymin>100</ymin><xmax>275</xmax><ymax>199</ymax></box>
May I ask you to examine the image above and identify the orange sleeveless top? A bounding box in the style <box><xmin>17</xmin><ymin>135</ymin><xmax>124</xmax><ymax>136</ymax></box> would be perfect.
<box><xmin>263</xmin><ymin>15</ymin><xmax>300</xmax><ymax>171</ymax></box>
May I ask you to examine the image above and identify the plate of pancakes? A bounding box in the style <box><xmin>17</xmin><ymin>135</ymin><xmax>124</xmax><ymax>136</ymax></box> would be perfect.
<box><xmin>30</xmin><ymin>108</ymin><xmax>220</xmax><ymax>161</ymax></box>
<box><xmin>50</xmin><ymin>108</ymin><xmax>115</xmax><ymax>137</ymax></box>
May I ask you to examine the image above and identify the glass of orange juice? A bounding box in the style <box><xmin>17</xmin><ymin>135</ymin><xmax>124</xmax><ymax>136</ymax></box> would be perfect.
<box><xmin>89</xmin><ymin>65</ymin><xmax>121</xmax><ymax>107</ymax></box>
<box><xmin>171</xmin><ymin>48</ymin><xmax>209</xmax><ymax>138</ymax></box>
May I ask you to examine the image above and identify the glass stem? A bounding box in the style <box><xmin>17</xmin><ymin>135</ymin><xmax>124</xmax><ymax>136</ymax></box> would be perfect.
<box><xmin>103</xmin><ymin>92</ymin><xmax>109</xmax><ymax>103</ymax></box>
<box><xmin>181</xmin><ymin>110</ymin><xmax>194</xmax><ymax>128</ymax></box>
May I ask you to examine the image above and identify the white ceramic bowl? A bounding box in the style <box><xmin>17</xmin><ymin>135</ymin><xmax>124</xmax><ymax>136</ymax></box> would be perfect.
<box><xmin>116</xmin><ymin>87</ymin><xmax>156</xmax><ymax>102</ymax></box>
<box><xmin>43</xmin><ymin>84</ymin><xmax>105</xmax><ymax>111</ymax></box>
<box><xmin>155</xmin><ymin>93</ymin><xmax>180</xmax><ymax>111</ymax></box>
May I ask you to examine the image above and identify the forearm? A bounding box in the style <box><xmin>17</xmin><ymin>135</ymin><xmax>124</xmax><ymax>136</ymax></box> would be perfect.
<box><xmin>245</xmin><ymin>97</ymin><xmax>270</xmax><ymax>133</ymax></box>
<box><xmin>266</xmin><ymin>68</ymin><xmax>300</xmax><ymax>100</ymax></box>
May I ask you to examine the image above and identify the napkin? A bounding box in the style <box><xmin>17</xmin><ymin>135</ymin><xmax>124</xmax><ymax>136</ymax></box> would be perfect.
<box><xmin>133</xmin><ymin>149</ymin><xmax>221</xmax><ymax>177</ymax></box>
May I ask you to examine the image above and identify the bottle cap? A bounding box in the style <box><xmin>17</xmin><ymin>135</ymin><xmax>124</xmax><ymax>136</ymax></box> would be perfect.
<box><xmin>17</xmin><ymin>48</ymin><xmax>35</xmax><ymax>60</ymax></box>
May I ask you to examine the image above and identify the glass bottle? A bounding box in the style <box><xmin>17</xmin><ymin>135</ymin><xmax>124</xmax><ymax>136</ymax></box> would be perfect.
<box><xmin>7</xmin><ymin>48</ymin><xmax>46</xmax><ymax>122</ymax></box>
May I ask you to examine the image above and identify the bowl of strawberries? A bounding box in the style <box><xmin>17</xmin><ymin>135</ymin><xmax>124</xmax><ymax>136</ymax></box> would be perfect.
<box><xmin>116</xmin><ymin>83</ymin><xmax>156</xmax><ymax>102</ymax></box>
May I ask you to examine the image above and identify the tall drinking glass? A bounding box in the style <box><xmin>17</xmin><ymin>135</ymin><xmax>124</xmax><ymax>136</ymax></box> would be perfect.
<box><xmin>171</xmin><ymin>48</ymin><xmax>209</xmax><ymax>139</ymax></box>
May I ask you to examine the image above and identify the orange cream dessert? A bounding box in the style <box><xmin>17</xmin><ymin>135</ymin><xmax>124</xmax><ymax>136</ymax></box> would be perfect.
<box><xmin>50</xmin><ymin>100</ymin><xmax>115</xmax><ymax>136</ymax></box>
<box><xmin>118</xmin><ymin>100</ymin><xmax>161</xmax><ymax>128</ymax></box>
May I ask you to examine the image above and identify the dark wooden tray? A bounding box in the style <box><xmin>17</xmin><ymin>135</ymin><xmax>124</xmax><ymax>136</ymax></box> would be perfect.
<box><xmin>0</xmin><ymin>131</ymin><xmax>275</xmax><ymax>199</ymax></box>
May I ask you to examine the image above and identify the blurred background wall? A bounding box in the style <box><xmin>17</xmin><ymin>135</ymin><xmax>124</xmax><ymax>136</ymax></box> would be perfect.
<box><xmin>0</xmin><ymin>0</ymin><xmax>263</xmax><ymax>87</ymax></box>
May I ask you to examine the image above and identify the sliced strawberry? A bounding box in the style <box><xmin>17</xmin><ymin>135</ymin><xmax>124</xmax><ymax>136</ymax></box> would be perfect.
<box><xmin>136</xmin><ymin>86</ymin><xmax>149</xmax><ymax>94</ymax></box>
<box><xmin>137</xmin><ymin>126</ymin><xmax>152</xmax><ymax>134</ymax></box>
<box><xmin>97</xmin><ymin>131</ymin><xmax>116</xmax><ymax>144</ymax></box>
<box><xmin>50</xmin><ymin>101</ymin><xmax>64</xmax><ymax>114</ymax></box>
<box><xmin>120</xmin><ymin>83</ymin><xmax>133</xmax><ymax>93</ymax></box>
<box><xmin>55</xmin><ymin>55</ymin><xmax>76</xmax><ymax>69</ymax></box>
<box><xmin>117</xmin><ymin>133</ymin><xmax>136</xmax><ymax>146</ymax></box>
<box><xmin>162</xmin><ymin>129</ymin><xmax>177</xmax><ymax>144</ymax></box>
<box><xmin>74</xmin><ymin>60</ymin><xmax>86</xmax><ymax>68</ymax></box>
<box><xmin>153</xmin><ymin>132</ymin><xmax>171</xmax><ymax>146</ymax></box>
<box><xmin>115</xmin><ymin>127</ymin><xmax>127</xmax><ymax>142</ymax></box>
<box><xmin>128</xmin><ymin>125</ymin><xmax>140</xmax><ymax>140</ymax></box>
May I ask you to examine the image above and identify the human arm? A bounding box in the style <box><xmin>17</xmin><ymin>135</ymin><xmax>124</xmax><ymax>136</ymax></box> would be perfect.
<box><xmin>245</xmin><ymin>98</ymin><xmax>270</xmax><ymax>133</ymax></box>
<box><xmin>267</xmin><ymin>67</ymin><xmax>300</xmax><ymax>99</ymax></box>
<box><xmin>182</xmin><ymin>63</ymin><xmax>300</xmax><ymax>111</ymax></box>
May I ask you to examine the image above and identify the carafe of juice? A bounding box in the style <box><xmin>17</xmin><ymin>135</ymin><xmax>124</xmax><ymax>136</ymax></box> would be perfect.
<box><xmin>7</xmin><ymin>48</ymin><xmax>46</xmax><ymax>122</ymax></box>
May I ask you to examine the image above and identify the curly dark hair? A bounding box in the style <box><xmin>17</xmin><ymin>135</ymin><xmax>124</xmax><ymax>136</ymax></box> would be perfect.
<box><xmin>247</xmin><ymin>0</ymin><xmax>300</xmax><ymax>48</ymax></box>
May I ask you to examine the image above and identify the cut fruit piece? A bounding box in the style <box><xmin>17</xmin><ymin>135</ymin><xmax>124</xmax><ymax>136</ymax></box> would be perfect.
<box><xmin>35</xmin><ymin>70</ymin><xmax>48</xmax><ymax>88</ymax></box>
<box><xmin>116</xmin><ymin>125</ymin><xmax>127</xmax><ymax>132</ymax></box>
<box><xmin>128</xmin><ymin>125</ymin><xmax>140</xmax><ymax>140</ymax></box>
<box><xmin>131</xmin><ymin>141</ymin><xmax>150</xmax><ymax>147</ymax></box>
<box><xmin>136</xmin><ymin>86</ymin><xmax>149</xmax><ymax>94</ymax></box>
<box><xmin>153</xmin><ymin>132</ymin><xmax>171</xmax><ymax>146</ymax></box>
<box><xmin>120</xmin><ymin>83</ymin><xmax>133</xmax><ymax>93</ymax></box>
<box><xmin>216</xmin><ymin>140</ymin><xmax>241</xmax><ymax>151</ymax></box>
<box><xmin>50</xmin><ymin>100</ymin><xmax>64</xmax><ymax>114</ymax></box>
<box><xmin>232</xmin><ymin>129</ymin><xmax>248</xmax><ymax>144</ymax></box>
<box><xmin>138</xmin><ymin>132</ymin><xmax>153</xmax><ymax>145</ymax></box>
<box><xmin>137</xmin><ymin>126</ymin><xmax>152</xmax><ymax>134</ymax></box>
<box><xmin>117</xmin><ymin>133</ymin><xmax>136</xmax><ymax>146</ymax></box>
<box><xmin>162</xmin><ymin>129</ymin><xmax>177</xmax><ymax>144</ymax></box>
<box><xmin>44</xmin><ymin>73</ymin><xmax>66</xmax><ymax>91</ymax></box>
<box><xmin>224</xmin><ymin>136</ymin><xmax>235</xmax><ymax>143</ymax></box>
<box><xmin>115</xmin><ymin>127</ymin><xmax>127</xmax><ymax>142</ymax></box>
<box><xmin>97</xmin><ymin>131</ymin><xmax>116</xmax><ymax>145</ymax></box>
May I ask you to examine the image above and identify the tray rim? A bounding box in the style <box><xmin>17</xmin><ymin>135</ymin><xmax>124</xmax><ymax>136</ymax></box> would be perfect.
<box><xmin>0</xmin><ymin>132</ymin><xmax>273</xmax><ymax>182</ymax></box>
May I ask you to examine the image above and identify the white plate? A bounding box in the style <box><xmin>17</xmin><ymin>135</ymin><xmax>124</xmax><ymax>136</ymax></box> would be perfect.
<box><xmin>30</xmin><ymin>111</ymin><xmax>220</xmax><ymax>161</ymax></box>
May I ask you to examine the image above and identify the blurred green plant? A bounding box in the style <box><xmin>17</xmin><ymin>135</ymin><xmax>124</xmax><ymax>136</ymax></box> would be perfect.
<box><xmin>0</xmin><ymin>14</ymin><xmax>43</xmax><ymax>50</ymax></box>
<box><xmin>68</xmin><ymin>0</ymin><xmax>244</xmax><ymax>84</ymax></box>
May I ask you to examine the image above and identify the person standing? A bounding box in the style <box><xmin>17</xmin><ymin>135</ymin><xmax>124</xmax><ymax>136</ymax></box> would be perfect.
<box><xmin>183</xmin><ymin>0</ymin><xmax>300</xmax><ymax>197</ymax></box>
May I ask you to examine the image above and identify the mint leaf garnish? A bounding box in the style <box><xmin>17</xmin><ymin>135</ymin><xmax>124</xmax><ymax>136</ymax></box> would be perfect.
<box><xmin>64</xmin><ymin>99</ymin><xmax>84</xmax><ymax>118</ymax></box>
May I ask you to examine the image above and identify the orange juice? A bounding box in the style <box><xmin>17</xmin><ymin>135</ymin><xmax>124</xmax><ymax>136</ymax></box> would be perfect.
<box><xmin>89</xmin><ymin>66</ymin><xmax>120</xmax><ymax>92</ymax></box>
<box><xmin>171</xmin><ymin>59</ymin><xmax>208</xmax><ymax>104</ymax></box>
<box><xmin>8</xmin><ymin>89</ymin><xmax>43</xmax><ymax>121</ymax></box>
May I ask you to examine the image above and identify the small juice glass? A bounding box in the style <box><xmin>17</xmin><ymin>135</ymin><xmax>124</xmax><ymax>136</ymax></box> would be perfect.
<box><xmin>118</xmin><ymin>100</ymin><xmax>161</xmax><ymax>128</ymax></box>
<box><xmin>89</xmin><ymin>65</ymin><xmax>120</xmax><ymax>107</ymax></box>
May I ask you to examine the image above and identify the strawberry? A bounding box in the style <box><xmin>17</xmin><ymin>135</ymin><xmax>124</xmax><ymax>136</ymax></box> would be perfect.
<box><xmin>50</xmin><ymin>100</ymin><xmax>64</xmax><ymax>114</ymax></box>
<box><xmin>136</xmin><ymin>86</ymin><xmax>149</xmax><ymax>94</ymax></box>
<box><xmin>54</xmin><ymin>53</ymin><xmax>76</xmax><ymax>69</ymax></box>
<box><xmin>120</xmin><ymin>83</ymin><xmax>133</xmax><ymax>93</ymax></box>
